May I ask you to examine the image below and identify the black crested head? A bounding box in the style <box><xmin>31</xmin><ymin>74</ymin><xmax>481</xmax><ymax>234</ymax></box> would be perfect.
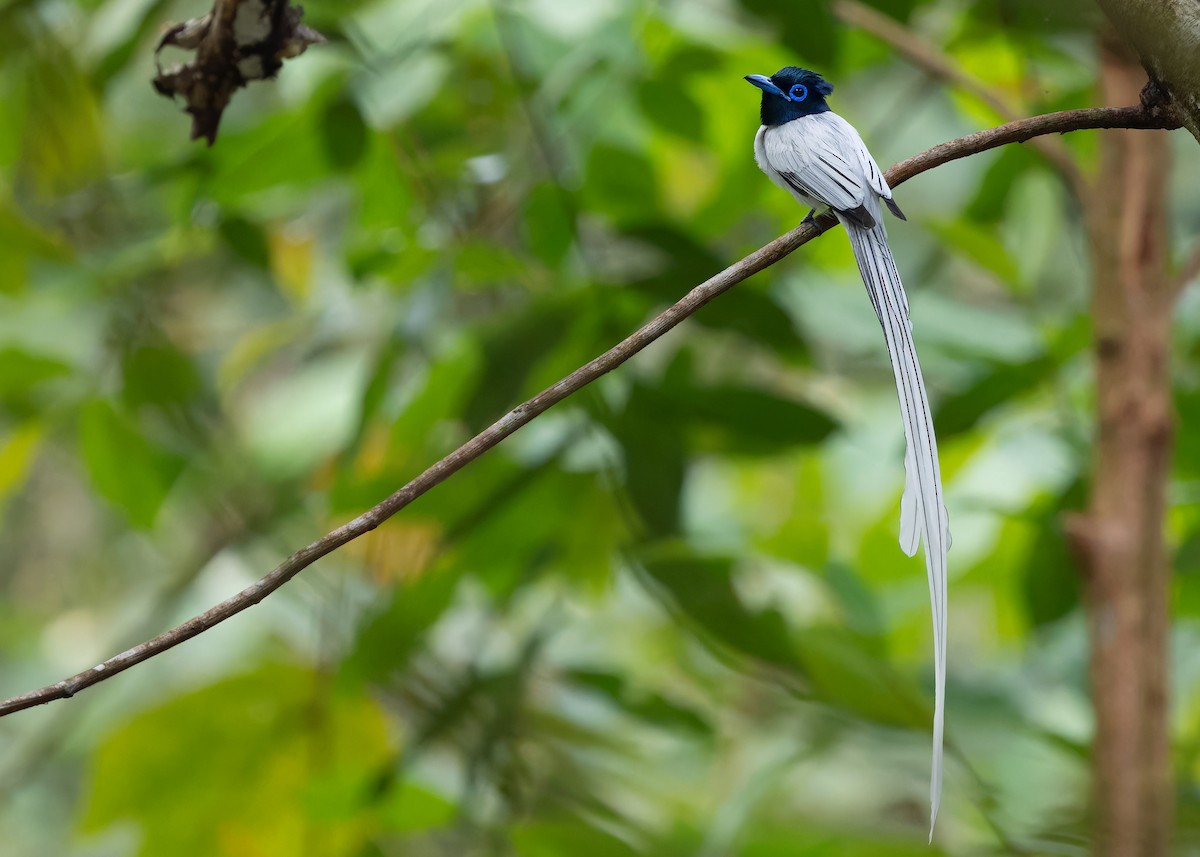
<box><xmin>744</xmin><ymin>66</ymin><xmax>834</xmax><ymax>127</ymax></box>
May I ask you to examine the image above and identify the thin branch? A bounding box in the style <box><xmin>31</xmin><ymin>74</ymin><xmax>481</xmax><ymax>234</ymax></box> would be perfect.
<box><xmin>886</xmin><ymin>103</ymin><xmax>1177</xmax><ymax>186</ymax></box>
<box><xmin>0</xmin><ymin>102</ymin><xmax>1181</xmax><ymax>719</ymax></box>
<box><xmin>832</xmin><ymin>0</ymin><xmax>1085</xmax><ymax>192</ymax></box>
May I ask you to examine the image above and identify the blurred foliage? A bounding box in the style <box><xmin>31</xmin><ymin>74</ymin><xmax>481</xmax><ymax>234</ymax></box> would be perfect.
<box><xmin>0</xmin><ymin>0</ymin><xmax>1198</xmax><ymax>855</ymax></box>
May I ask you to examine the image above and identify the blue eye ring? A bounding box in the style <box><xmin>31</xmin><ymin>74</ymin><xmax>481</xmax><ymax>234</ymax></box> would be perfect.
<box><xmin>788</xmin><ymin>83</ymin><xmax>808</xmax><ymax>101</ymax></box>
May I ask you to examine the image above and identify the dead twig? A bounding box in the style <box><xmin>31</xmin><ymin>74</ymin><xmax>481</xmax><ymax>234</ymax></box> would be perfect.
<box><xmin>153</xmin><ymin>0</ymin><xmax>324</xmax><ymax>144</ymax></box>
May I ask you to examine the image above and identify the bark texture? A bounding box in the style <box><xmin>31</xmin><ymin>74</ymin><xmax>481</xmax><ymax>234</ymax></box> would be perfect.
<box><xmin>1075</xmin><ymin>36</ymin><xmax>1175</xmax><ymax>857</ymax></box>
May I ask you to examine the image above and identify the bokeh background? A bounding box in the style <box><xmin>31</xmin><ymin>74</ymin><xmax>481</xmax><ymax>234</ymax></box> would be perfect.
<box><xmin>1</xmin><ymin>0</ymin><xmax>1199</xmax><ymax>854</ymax></box>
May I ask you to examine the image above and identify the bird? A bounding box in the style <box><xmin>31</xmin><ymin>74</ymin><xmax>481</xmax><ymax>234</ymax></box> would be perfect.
<box><xmin>745</xmin><ymin>66</ymin><xmax>951</xmax><ymax>837</ymax></box>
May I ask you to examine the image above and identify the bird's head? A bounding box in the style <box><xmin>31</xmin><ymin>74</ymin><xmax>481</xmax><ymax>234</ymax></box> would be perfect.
<box><xmin>744</xmin><ymin>66</ymin><xmax>834</xmax><ymax>126</ymax></box>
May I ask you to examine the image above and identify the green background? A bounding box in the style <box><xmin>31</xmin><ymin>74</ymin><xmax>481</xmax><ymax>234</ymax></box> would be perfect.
<box><xmin>0</xmin><ymin>0</ymin><xmax>1198</xmax><ymax>854</ymax></box>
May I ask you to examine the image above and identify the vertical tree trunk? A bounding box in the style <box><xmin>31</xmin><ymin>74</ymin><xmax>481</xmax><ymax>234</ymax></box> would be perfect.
<box><xmin>1074</xmin><ymin>34</ymin><xmax>1175</xmax><ymax>857</ymax></box>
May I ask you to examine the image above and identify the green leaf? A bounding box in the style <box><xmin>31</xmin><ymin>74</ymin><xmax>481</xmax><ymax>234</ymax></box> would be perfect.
<box><xmin>1175</xmin><ymin>386</ymin><xmax>1200</xmax><ymax>478</ymax></box>
<box><xmin>0</xmin><ymin>200</ymin><xmax>72</xmax><ymax>264</ymax></box>
<box><xmin>925</xmin><ymin>218</ymin><xmax>1021</xmax><ymax>286</ymax></box>
<box><xmin>523</xmin><ymin>183</ymin><xmax>576</xmax><ymax>266</ymax></box>
<box><xmin>743</xmin><ymin>824</ymin><xmax>946</xmax><ymax>856</ymax></box>
<box><xmin>860</xmin><ymin>0</ymin><xmax>921</xmax><ymax>20</ymax></box>
<box><xmin>237</xmin><ymin>348</ymin><xmax>369</xmax><ymax>478</ymax></box>
<box><xmin>934</xmin><ymin>355</ymin><xmax>1054</xmax><ymax>439</ymax></box>
<box><xmin>1174</xmin><ymin>527</ymin><xmax>1200</xmax><ymax>618</ymax></box>
<box><xmin>331</xmin><ymin>337</ymin><xmax>483</xmax><ymax>510</ymax></box>
<box><xmin>965</xmin><ymin>145</ymin><xmax>1039</xmax><ymax>223</ymax></box>
<box><xmin>122</xmin><ymin>341</ymin><xmax>204</xmax><ymax>409</ymax></box>
<box><xmin>388</xmin><ymin>338</ymin><xmax>483</xmax><ymax>455</ymax></box>
<box><xmin>443</xmin><ymin>462</ymin><xmax>622</xmax><ymax>595</ymax></box>
<box><xmin>321</xmin><ymin>97</ymin><xmax>369</xmax><ymax>170</ymax></box>
<box><xmin>207</xmin><ymin>110</ymin><xmax>328</xmax><ymax>203</ymax></box>
<box><xmin>665</xmin><ymin>381</ymin><xmax>839</xmax><ymax>455</ymax></box>
<box><xmin>567</xmin><ymin>669</ymin><xmax>712</xmax><ymax>736</ymax></box>
<box><xmin>18</xmin><ymin>47</ymin><xmax>106</xmax><ymax>193</ymax></box>
<box><xmin>624</xmin><ymin>225</ymin><xmax>811</xmax><ymax>359</ymax></box>
<box><xmin>959</xmin><ymin>0</ymin><xmax>1099</xmax><ymax>34</ymax></box>
<box><xmin>512</xmin><ymin>820</ymin><xmax>642</xmax><ymax>857</ymax></box>
<box><xmin>794</xmin><ymin>626</ymin><xmax>930</xmax><ymax>729</ymax></box>
<box><xmin>1176</xmin><ymin>528</ymin><xmax>1200</xmax><ymax>575</ymax></box>
<box><xmin>463</xmin><ymin>296</ymin><xmax>576</xmax><ymax>429</ymax></box>
<box><xmin>379</xmin><ymin>782</ymin><xmax>456</xmax><ymax>832</ymax></box>
<box><xmin>637</xmin><ymin>79</ymin><xmax>705</xmax><ymax>140</ymax></box>
<box><xmin>737</xmin><ymin>0</ymin><xmax>840</xmax><ymax>66</ymax></box>
<box><xmin>1021</xmin><ymin>479</ymin><xmax>1086</xmax><ymax>628</ymax></box>
<box><xmin>340</xmin><ymin>569</ymin><xmax>460</xmax><ymax>688</ymax></box>
<box><xmin>822</xmin><ymin>562</ymin><xmax>887</xmax><ymax>641</ymax></box>
<box><xmin>698</xmin><ymin>286</ymin><xmax>812</xmax><ymax>362</ymax></box>
<box><xmin>639</xmin><ymin>550</ymin><xmax>801</xmax><ymax>670</ymax></box>
<box><xmin>660</xmin><ymin>44</ymin><xmax>720</xmax><ymax>79</ymax></box>
<box><xmin>78</xmin><ymin>400</ymin><xmax>185</xmax><ymax>528</ymax></box>
<box><xmin>0</xmin><ymin>347</ymin><xmax>71</xmax><ymax>409</ymax></box>
<box><xmin>0</xmin><ymin>422</ymin><xmax>44</xmax><ymax>501</ymax></box>
<box><xmin>342</xmin><ymin>334</ymin><xmax>404</xmax><ymax>460</ymax></box>
<box><xmin>81</xmin><ymin>665</ymin><xmax>392</xmax><ymax>857</ymax></box>
<box><xmin>613</xmin><ymin>384</ymin><xmax>687</xmax><ymax>538</ymax></box>
<box><xmin>583</xmin><ymin>144</ymin><xmax>658</xmax><ymax>225</ymax></box>
<box><xmin>219</xmin><ymin>214</ymin><xmax>272</xmax><ymax>268</ymax></box>
<box><xmin>455</xmin><ymin>240</ymin><xmax>528</xmax><ymax>286</ymax></box>
<box><xmin>625</xmin><ymin>224</ymin><xmax>723</xmax><ymax>289</ymax></box>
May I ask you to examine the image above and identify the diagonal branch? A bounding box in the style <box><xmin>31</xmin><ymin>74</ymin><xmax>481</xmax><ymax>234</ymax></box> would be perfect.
<box><xmin>0</xmin><ymin>102</ymin><xmax>1181</xmax><ymax>719</ymax></box>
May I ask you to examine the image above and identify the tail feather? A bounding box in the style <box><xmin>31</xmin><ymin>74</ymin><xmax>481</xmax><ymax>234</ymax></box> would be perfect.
<box><xmin>899</xmin><ymin>446</ymin><xmax>920</xmax><ymax>556</ymax></box>
<box><xmin>840</xmin><ymin>215</ymin><xmax>950</xmax><ymax>839</ymax></box>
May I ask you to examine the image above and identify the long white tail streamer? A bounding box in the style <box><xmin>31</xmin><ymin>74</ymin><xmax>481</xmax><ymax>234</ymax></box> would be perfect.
<box><xmin>842</xmin><ymin>211</ymin><xmax>950</xmax><ymax>838</ymax></box>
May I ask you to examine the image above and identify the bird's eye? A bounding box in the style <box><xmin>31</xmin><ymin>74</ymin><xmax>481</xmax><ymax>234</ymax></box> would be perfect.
<box><xmin>788</xmin><ymin>83</ymin><xmax>808</xmax><ymax>101</ymax></box>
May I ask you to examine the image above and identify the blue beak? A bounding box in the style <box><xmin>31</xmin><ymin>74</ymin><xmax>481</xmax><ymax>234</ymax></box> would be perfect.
<box><xmin>745</xmin><ymin>74</ymin><xmax>788</xmax><ymax>100</ymax></box>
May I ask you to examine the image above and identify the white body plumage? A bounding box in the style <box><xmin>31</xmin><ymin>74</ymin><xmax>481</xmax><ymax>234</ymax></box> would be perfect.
<box><xmin>754</xmin><ymin>110</ymin><xmax>951</xmax><ymax>836</ymax></box>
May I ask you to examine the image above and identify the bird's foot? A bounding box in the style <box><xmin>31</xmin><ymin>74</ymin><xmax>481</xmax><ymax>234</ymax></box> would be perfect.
<box><xmin>801</xmin><ymin>209</ymin><xmax>818</xmax><ymax>227</ymax></box>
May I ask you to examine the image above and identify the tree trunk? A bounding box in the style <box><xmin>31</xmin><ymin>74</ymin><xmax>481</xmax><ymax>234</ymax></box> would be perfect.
<box><xmin>1074</xmin><ymin>34</ymin><xmax>1175</xmax><ymax>857</ymax></box>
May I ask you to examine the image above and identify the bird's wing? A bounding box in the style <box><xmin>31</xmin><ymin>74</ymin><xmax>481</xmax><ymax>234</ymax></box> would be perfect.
<box><xmin>762</xmin><ymin>117</ymin><xmax>877</xmax><ymax>228</ymax></box>
<box><xmin>824</xmin><ymin>112</ymin><xmax>907</xmax><ymax>222</ymax></box>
